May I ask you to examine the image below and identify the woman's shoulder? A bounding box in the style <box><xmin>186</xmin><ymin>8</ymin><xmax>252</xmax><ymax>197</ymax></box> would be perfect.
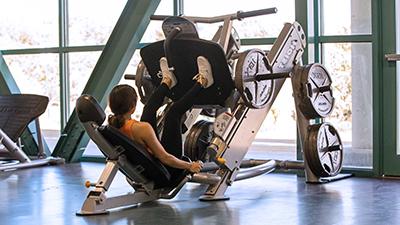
<box><xmin>130</xmin><ymin>120</ymin><xmax>152</xmax><ymax>131</ymax></box>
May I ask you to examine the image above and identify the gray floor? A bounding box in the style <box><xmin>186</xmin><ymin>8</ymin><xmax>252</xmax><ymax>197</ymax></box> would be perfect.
<box><xmin>1</xmin><ymin>162</ymin><xmax>400</xmax><ymax>225</ymax></box>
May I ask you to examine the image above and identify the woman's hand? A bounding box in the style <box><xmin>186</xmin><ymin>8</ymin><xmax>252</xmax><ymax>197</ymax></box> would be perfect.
<box><xmin>188</xmin><ymin>161</ymin><xmax>204</xmax><ymax>173</ymax></box>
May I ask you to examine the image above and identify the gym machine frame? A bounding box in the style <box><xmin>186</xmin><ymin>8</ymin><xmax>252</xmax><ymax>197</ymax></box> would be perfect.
<box><xmin>77</xmin><ymin>8</ymin><xmax>347</xmax><ymax>214</ymax></box>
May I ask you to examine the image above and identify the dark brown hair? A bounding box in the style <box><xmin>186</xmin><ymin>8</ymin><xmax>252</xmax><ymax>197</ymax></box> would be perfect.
<box><xmin>108</xmin><ymin>84</ymin><xmax>138</xmax><ymax>128</ymax></box>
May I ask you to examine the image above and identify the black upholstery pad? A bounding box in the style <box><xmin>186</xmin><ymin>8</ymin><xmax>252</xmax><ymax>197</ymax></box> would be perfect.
<box><xmin>99</xmin><ymin>125</ymin><xmax>171</xmax><ymax>188</ymax></box>
<box><xmin>0</xmin><ymin>94</ymin><xmax>48</xmax><ymax>142</ymax></box>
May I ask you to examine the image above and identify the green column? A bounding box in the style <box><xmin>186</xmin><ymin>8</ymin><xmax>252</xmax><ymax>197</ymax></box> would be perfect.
<box><xmin>52</xmin><ymin>0</ymin><xmax>161</xmax><ymax>162</ymax></box>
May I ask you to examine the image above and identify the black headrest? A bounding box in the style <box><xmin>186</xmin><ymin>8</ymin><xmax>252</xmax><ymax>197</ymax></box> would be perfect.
<box><xmin>162</xmin><ymin>16</ymin><xmax>199</xmax><ymax>39</ymax></box>
<box><xmin>76</xmin><ymin>95</ymin><xmax>105</xmax><ymax>125</ymax></box>
<box><xmin>0</xmin><ymin>94</ymin><xmax>49</xmax><ymax>141</ymax></box>
<box><xmin>99</xmin><ymin>125</ymin><xmax>171</xmax><ymax>188</ymax></box>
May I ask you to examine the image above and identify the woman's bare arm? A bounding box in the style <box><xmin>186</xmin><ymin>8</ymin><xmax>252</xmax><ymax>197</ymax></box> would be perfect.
<box><xmin>134</xmin><ymin>122</ymin><xmax>202</xmax><ymax>172</ymax></box>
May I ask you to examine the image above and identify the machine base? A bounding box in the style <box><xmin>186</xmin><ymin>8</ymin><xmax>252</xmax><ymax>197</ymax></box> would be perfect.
<box><xmin>76</xmin><ymin>210</ymin><xmax>110</xmax><ymax>216</ymax></box>
<box><xmin>199</xmin><ymin>195</ymin><xmax>230</xmax><ymax>201</ymax></box>
<box><xmin>307</xmin><ymin>173</ymin><xmax>353</xmax><ymax>184</ymax></box>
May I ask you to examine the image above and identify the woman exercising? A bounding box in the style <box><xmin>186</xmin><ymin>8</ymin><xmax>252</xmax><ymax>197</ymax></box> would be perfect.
<box><xmin>108</xmin><ymin>56</ymin><xmax>213</xmax><ymax>178</ymax></box>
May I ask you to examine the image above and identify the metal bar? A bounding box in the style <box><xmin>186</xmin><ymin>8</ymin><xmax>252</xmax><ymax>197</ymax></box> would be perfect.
<box><xmin>385</xmin><ymin>54</ymin><xmax>400</xmax><ymax>61</ymax></box>
<box><xmin>234</xmin><ymin>160</ymin><xmax>277</xmax><ymax>181</ymax></box>
<box><xmin>173</xmin><ymin>0</ymin><xmax>184</xmax><ymax>16</ymax></box>
<box><xmin>0</xmin><ymin>158</ymin><xmax>62</xmax><ymax>171</ymax></box>
<box><xmin>1</xmin><ymin>43</ymin><xmax>150</xmax><ymax>55</ymax></box>
<box><xmin>0</xmin><ymin>129</ymin><xmax>31</xmax><ymax>163</ymax></box>
<box><xmin>240</xmin><ymin>38</ymin><xmax>276</xmax><ymax>46</ymax></box>
<box><xmin>34</xmin><ymin>119</ymin><xmax>46</xmax><ymax>157</ymax></box>
<box><xmin>255</xmin><ymin>72</ymin><xmax>291</xmax><ymax>81</ymax></box>
<box><xmin>59</xmin><ymin>0</ymin><xmax>70</xmax><ymax>130</ymax></box>
<box><xmin>295</xmin><ymin>0</ymin><xmax>309</xmax><ymax>162</ymax></box>
<box><xmin>319</xmin><ymin>35</ymin><xmax>373</xmax><ymax>43</ymax></box>
<box><xmin>371</xmin><ymin>0</ymin><xmax>384</xmax><ymax>176</ymax></box>
<box><xmin>52</xmin><ymin>0</ymin><xmax>161</xmax><ymax>162</ymax></box>
<box><xmin>151</xmin><ymin>7</ymin><xmax>277</xmax><ymax>23</ymax></box>
<box><xmin>190</xmin><ymin>173</ymin><xmax>221</xmax><ymax>185</ymax></box>
<box><xmin>124</xmin><ymin>74</ymin><xmax>136</xmax><ymax>80</ymax></box>
<box><xmin>313</xmin><ymin>0</ymin><xmax>320</xmax><ymax>63</ymax></box>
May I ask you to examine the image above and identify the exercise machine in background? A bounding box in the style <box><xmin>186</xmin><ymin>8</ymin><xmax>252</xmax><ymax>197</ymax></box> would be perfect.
<box><xmin>0</xmin><ymin>94</ymin><xmax>64</xmax><ymax>171</ymax></box>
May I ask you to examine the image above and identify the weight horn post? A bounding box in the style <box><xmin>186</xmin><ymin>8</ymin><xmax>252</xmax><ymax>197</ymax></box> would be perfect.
<box><xmin>255</xmin><ymin>72</ymin><xmax>291</xmax><ymax>81</ymax></box>
<box><xmin>124</xmin><ymin>74</ymin><xmax>136</xmax><ymax>80</ymax></box>
<box><xmin>318</xmin><ymin>85</ymin><xmax>331</xmax><ymax>93</ymax></box>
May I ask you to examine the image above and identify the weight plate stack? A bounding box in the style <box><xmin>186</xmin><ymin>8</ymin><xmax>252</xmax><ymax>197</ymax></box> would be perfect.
<box><xmin>184</xmin><ymin>120</ymin><xmax>214</xmax><ymax>162</ymax></box>
<box><xmin>304</xmin><ymin>123</ymin><xmax>343</xmax><ymax>177</ymax></box>
<box><xmin>298</xmin><ymin>63</ymin><xmax>335</xmax><ymax>119</ymax></box>
<box><xmin>235</xmin><ymin>49</ymin><xmax>274</xmax><ymax>108</ymax></box>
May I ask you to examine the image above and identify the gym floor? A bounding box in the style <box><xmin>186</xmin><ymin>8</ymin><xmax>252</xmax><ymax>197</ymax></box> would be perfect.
<box><xmin>1</xmin><ymin>162</ymin><xmax>400</xmax><ymax>225</ymax></box>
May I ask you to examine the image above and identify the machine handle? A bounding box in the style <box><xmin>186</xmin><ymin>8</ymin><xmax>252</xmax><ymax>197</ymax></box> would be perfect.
<box><xmin>236</xmin><ymin>8</ymin><xmax>278</xmax><ymax>20</ymax></box>
<box><xmin>385</xmin><ymin>54</ymin><xmax>400</xmax><ymax>61</ymax></box>
<box><xmin>124</xmin><ymin>74</ymin><xmax>136</xmax><ymax>80</ymax></box>
<box><xmin>151</xmin><ymin>7</ymin><xmax>277</xmax><ymax>23</ymax></box>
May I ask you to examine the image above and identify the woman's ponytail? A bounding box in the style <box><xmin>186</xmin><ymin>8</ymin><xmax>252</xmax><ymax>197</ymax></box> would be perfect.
<box><xmin>108</xmin><ymin>114</ymin><xmax>125</xmax><ymax>128</ymax></box>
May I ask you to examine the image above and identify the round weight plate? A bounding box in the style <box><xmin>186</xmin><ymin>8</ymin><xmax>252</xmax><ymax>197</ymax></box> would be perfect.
<box><xmin>235</xmin><ymin>49</ymin><xmax>274</xmax><ymax>108</ymax></box>
<box><xmin>184</xmin><ymin>120</ymin><xmax>213</xmax><ymax>162</ymax></box>
<box><xmin>135</xmin><ymin>60</ymin><xmax>157</xmax><ymax>105</ymax></box>
<box><xmin>299</xmin><ymin>63</ymin><xmax>335</xmax><ymax>119</ymax></box>
<box><xmin>305</xmin><ymin>123</ymin><xmax>343</xmax><ymax>177</ymax></box>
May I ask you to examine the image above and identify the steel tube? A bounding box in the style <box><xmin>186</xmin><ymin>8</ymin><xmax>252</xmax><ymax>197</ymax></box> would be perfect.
<box><xmin>0</xmin><ymin>129</ymin><xmax>31</xmax><ymax>163</ymax></box>
<box><xmin>124</xmin><ymin>74</ymin><xmax>136</xmax><ymax>80</ymax></box>
<box><xmin>151</xmin><ymin>8</ymin><xmax>277</xmax><ymax>24</ymax></box>
<box><xmin>191</xmin><ymin>173</ymin><xmax>221</xmax><ymax>185</ymax></box>
<box><xmin>275</xmin><ymin>160</ymin><xmax>305</xmax><ymax>170</ymax></box>
<box><xmin>234</xmin><ymin>160</ymin><xmax>277</xmax><ymax>181</ymax></box>
<box><xmin>255</xmin><ymin>72</ymin><xmax>291</xmax><ymax>81</ymax></box>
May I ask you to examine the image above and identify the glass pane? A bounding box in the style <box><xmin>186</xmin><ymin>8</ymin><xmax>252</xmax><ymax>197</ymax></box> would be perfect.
<box><xmin>4</xmin><ymin>54</ymin><xmax>60</xmax><ymax>152</ymax></box>
<box><xmin>184</xmin><ymin>0</ymin><xmax>295</xmax><ymax>39</ymax></box>
<box><xmin>322</xmin><ymin>43</ymin><xmax>372</xmax><ymax>168</ymax></box>
<box><xmin>69</xmin><ymin>0</ymin><xmax>126</xmax><ymax>46</ymax></box>
<box><xmin>321</xmin><ymin>0</ymin><xmax>371</xmax><ymax>35</ymax></box>
<box><xmin>0</xmin><ymin>0</ymin><xmax>58</xmax><ymax>49</ymax></box>
<box><xmin>252</xmin><ymin>81</ymin><xmax>297</xmax><ymax>160</ymax></box>
<box><xmin>69</xmin><ymin>52</ymin><xmax>101</xmax><ymax>112</ymax></box>
<box><xmin>141</xmin><ymin>0</ymin><xmax>173</xmax><ymax>43</ymax></box>
<box><xmin>69</xmin><ymin>0</ymin><xmax>172</xmax><ymax>46</ymax></box>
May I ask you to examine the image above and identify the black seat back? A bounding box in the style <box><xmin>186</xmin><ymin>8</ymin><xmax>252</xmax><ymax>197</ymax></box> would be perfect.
<box><xmin>76</xmin><ymin>94</ymin><xmax>171</xmax><ymax>188</ymax></box>
<box><xmin>0</xmin><ymin>94</ymin><xmax>48</xmax><ymax>142</ymax></box>
<box><xmin>99</xmin><ymin>125</ymin><xmax>171</xmax><ymax>187</ymax></box>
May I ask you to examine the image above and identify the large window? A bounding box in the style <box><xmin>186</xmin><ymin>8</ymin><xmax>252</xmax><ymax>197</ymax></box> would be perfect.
<box><xmin>319</xmin><ymin>0</ymin><xmax>372</xmax><ymax>168</ymax></box>
<box><xmin>0</xmin><ymin>0</ymin><xmax>375</xmax><ymax>169</ymax></box>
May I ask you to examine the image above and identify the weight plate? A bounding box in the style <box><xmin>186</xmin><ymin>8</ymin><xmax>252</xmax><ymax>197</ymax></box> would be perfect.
<box><xmin>235</xmin><ymin>49</ymin><xmax>274</xmax><ymax>108</ymax></box>
<box><xmin>184</xmin><ymin>120</ymin><xmax>213</xmax><ymax>162</ymax></box>
<box><xmin>299</xmin><ymin>63</ymin><xmax>335</xmax><ymax>119</ymax></box>
<box><xmin>305</xmin><ymin>123</ymin><xmax>343</xmax><ymax>177</ymax></box>
<box><xmin>135</xmin><ymin>60</ymin><xmax>157</xmax><ymax>105</ymax></box>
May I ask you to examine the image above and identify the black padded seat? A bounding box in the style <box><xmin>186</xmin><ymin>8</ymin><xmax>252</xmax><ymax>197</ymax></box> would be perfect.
<box><xmin>76</xmin><ymin>94</ymin><xmax>172</xmax><ymax>188</ymax></box>
<box><xmin>140</xmin><ymin>39</ymin><xmax>235</xmax><ymax>106</ymax></box>
<box><xmin>98</xmin><ymin>125</ymin><xmax>171</xmax><ymax>188</ymax></box>
<box><xmin>0</xmin><ymin>94</ymin><xmax>48</xmax><ymax>142</ymax></box>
